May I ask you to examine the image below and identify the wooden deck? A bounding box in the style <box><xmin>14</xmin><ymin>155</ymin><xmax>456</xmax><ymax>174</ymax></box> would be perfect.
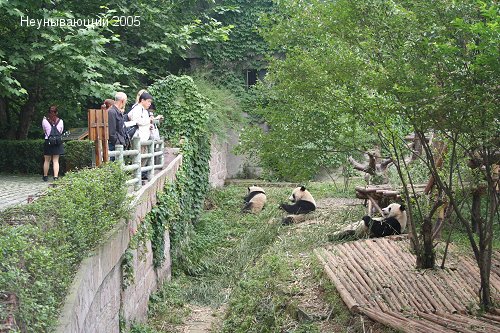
<box><xmin>315</xmin><ymin>237</ymin><xmax>500</xmax><ymax>332</ymax></box>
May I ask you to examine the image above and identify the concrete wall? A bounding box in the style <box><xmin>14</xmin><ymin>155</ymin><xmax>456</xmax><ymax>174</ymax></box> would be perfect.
<box><xmin>56</xmin><ymin>154</ymin><xmax>182</xmax><ymax>333</ymax></box>
<box><xmin>208</xmin><ymin>130</ymin><xmax>262</xmax><ymax>187</ymax></box>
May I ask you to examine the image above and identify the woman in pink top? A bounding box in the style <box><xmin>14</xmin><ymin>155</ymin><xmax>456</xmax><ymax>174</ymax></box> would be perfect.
<box><xmin>42</xmin><ymin>105</ymin><xmax>64</xmax><ymax>181</ymax></box>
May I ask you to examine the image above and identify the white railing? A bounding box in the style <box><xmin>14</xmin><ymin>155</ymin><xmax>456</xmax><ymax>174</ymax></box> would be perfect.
<box><xmin>108</xmin><ymin>136</ymin><xmax>165</xmax><ymax>190</ymax></box>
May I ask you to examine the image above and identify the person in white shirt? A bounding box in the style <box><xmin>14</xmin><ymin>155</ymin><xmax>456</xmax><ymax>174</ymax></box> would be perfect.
<box><xmin>128</xmin><ymin>92</ymin><xmax>154</xmax><ymax>142</ymax></box>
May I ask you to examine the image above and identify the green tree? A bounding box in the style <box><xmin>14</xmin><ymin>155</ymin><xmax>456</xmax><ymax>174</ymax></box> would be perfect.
<box><xmin>248</xmin><ymin>0</ymin><xmax>499</xmax><ymax>310</ymax></box>
<box><xmin>0</xmin><ymin>0</ymin><xmax>232</xmax><ymax>139</ymax></box>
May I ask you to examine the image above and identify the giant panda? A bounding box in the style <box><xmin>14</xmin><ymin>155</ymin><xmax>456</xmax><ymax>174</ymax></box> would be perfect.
<box><xmin>361</xmin><ymin>203</ymin><xmax>407</xmax><ymax>238</ymax></box>
<box><xmin>242</xmin><ymin>185</ymin><xmax>267</xmax><ymax>214</ymax></box>
<box><xmin>331</xmin><ymin>203</ymin><xmax>407</xmax><ymax>240</ymax></box>
<box><xmin>279</xmin><ymin>186</ymin><xmax>316</xmax><ymax>215</ymax></box>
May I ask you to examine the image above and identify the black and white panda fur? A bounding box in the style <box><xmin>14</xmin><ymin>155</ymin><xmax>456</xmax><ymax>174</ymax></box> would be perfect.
<box><xmin>361</xmin><ymin>203</ymin><xmax>407</xmax><ymax>237</ymax></box>
<box><xmin>242</xmin><ymin>185</ymin><xmax>267</xmax><ymax>214</ymax></box>
<box><xmin>332</xmin><ymin>203</ymin><xmax>407</xmax><ymax>239</ymax></box>
<box><xmin>279</xmin><ymin>186</ymin><xmax>316</xmax><ymax>215</ymax></box>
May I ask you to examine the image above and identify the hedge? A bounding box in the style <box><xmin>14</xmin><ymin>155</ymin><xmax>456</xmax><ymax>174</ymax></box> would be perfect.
<box><xmin>0</xmin><ymin>140</ymin><xmax>94</xmax><ymax>175</ymax></box>
<box><xmin>0</xmin><ymin>163</ymin><xmax>130</xmax><ymax>332</ymax></box>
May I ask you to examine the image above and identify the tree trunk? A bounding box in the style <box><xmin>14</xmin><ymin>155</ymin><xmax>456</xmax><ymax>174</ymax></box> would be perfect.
<box><xmin>479</xmin><ymin>250</ymin><xmax>492</xmax><ymax>311</ymax></box>
<box><xmin>0</xmin><ymin>97</ymin><xmax>7</xmax><ymax>138</ymax></box>
<box><xmin>471</xmin><ymin>189</ymin><xmax>482</xmax><ymax>233</ymax></box>
<box><xmin>16</xmin><ymin>92</ymin><xmax>39</xmax><ymax>139</ymax></box>
<box><xmin>417</xmin><ymin>216</ymin><xmax>435</xmax><ymax>269</ymax></box>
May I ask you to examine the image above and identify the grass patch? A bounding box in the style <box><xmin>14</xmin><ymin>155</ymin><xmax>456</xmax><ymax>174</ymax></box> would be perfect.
<box><xmin>143</xmin><ymin>180</ymin><xmax>491</xmax><ymax>333</ymax></box>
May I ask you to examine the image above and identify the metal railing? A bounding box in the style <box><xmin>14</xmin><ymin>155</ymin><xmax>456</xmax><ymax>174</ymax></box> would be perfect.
<box><xmin>108</xmin><ymin>136</ymin><xmax>165</xmax><ymax>190</ymax></box>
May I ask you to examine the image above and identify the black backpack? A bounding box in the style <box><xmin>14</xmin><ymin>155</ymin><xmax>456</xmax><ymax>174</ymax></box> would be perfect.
<box><xmin>47</xmin><ymin>119</ymin><xmax>62</xmax><ymax>146</ymax></box>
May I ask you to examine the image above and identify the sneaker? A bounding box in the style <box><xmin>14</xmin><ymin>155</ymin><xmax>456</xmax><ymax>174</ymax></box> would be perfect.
<box><xmin>53</xmin><ymin>177</ymin><xmax>59</xmax><ymax>181</ymax></box>
<box><xmin>42</xmin><ymin>176</ymin><xmax>48</xmax><ymax>182</ymax></box>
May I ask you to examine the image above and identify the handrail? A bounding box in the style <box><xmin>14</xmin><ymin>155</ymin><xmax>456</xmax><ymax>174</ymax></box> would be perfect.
<box><xmin>108</xmin><ymin>137</ymin><xmax>165</xmax><ymax>190</ymax></box>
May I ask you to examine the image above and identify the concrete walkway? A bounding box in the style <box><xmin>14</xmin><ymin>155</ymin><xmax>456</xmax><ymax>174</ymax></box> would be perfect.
<box><xmin>0</xmin><ymin>174</ymin><xmax>50</xmax><ymax>211</ymax></box>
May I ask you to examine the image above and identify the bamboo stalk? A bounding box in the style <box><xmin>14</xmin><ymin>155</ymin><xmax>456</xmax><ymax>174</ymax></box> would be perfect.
<box><xmin>367</xmin><ymin>195</ymin><xmax>384</xmax><ymax>216</ymax></box>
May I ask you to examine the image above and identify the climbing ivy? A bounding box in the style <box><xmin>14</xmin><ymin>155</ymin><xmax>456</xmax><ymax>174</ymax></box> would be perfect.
<box><xmin>148</xmin><ymin>75</ymin><xmax>212</xmax><ymax>271</ymax></box>
<box><xmin>193</xmin><ymin>0</ymin><xmax>274</xmax><ymax>97</ymax></box>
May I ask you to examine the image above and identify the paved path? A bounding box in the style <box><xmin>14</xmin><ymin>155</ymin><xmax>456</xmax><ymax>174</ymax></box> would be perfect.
<box><xmin>0</xmin><ymin>174</ymin><xmax>50</xmax><ymax>211</ymax></box>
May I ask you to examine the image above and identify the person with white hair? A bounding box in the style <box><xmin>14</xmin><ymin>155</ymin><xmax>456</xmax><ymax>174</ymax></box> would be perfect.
<box><xmin>107</xmin><ymin>92</ymin><xmax>128</xmax><ymax>158</ymax></box>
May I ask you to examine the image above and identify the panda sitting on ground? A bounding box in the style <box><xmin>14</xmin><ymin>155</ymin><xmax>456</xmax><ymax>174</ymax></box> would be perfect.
<box><xmin>242</xmin><ymin>185</ymin><xmax>267</xmax><ymax>214</ymax></box>
<box><xmin>362</xmin><ymin>203</ymin><xmax>407</xmax><ymax>237</ymax></box>
<box><xmin>333</xmin><ymin>203</ymin><xmax>407</xmax><ymax>239</ymax></box>
<box><xmin>280</xmin><ymin>186</ymin><xmax>316</xmax><ymax>225</ymax></box>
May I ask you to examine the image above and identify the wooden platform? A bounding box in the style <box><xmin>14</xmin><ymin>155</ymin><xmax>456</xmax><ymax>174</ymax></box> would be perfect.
<box><xmin>315</xmin><ymin>237</ymin><xmax>500</xmax><ymax>332</ymax></box>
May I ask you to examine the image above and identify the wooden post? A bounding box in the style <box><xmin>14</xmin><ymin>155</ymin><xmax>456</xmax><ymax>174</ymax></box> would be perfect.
<box><xmin>87</xmin><ymin>108</ymin><xmax>109</xmax><ymax>166</ymax></box>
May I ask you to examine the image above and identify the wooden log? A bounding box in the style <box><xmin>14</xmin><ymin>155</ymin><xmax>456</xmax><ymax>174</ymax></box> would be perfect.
<box><xmin>363</xmin><ymin>239</ymin><xmax>439</xmax><ymax>312</ymax></box>
<box><xmin>348</xmin><ymin>241</ymin><xmax>424</xmax><ymax>313</ymax></box>
<box><xmin>334</xmin><ymin>244</ymin><xmax>385</xmax><ymax>311</ymax></box>
<box><xmin>351</xmin><ymin>242</ymin><xmax>419</xmax><ymax>307</ymax></box>
<box><xmin>345</xmin><ymin>242</ymin><xmax>391</xmax><ymax>312</ymax></box>
<box><xmin>314</xmin><ymin>249</ymin><xmax>360</xmax><ymax>312</ymax></box>
<box><xmin>418</xmin><ymin>269</ymin><xmax>458</xmax><ymax>313</ymax></box>
<box><xmin>390</xmin><ymin>310</ymin><xmax>455</xmax><ymax>333</ymax></box>
<box><xmin>459</xmin><ymin>258</ymin><xmax>482</xmax><ymax>296</ymax></box>
<box><xmin>362</xmin><ymin>308</ymin><xmax>429</xmax><ymax>333</ymax></box>
<box><xmin>336</xmin><ymin>259</ymin><xmax>372</xmax><ymax>308</ymax></box>
<box><xmin>482</xmin><ymin>313</ymin><xmax>500</xmax><ymax>323</ymax></box>
<box><xmin>350</xmin><ymin>241</ymin><xmax>410</xmax><ymax>312</ymax></box>
<box><xmin>478</xmin><ymin>314</ymin><xmax>500</xmax><ymax>327</ymax></box>
<box><xmin>417</xmin><ymin>312</ymin><xmax>477</xmax><ymax>333</ymax></box>
<box><xmin>433</xmin><ymin>269</ymin><xmax>470</xmax><ymax>313</ymax></box>
<box><xmin>442</xmin><ymin>264</ymin><xmax>477</xmax><ymax>301</ymax></box>
<box><xmin>334</xmin><ymin>245</ymin><xmax>372</xmax><ymax>293</ymax></box>
<box><xmin>439</xmin><ymin>312</ymin><xmax>500</xmax><ymax>333</ymax></box>
<box><xmin>380</xmin><ymin>190</ymin><xmax>399</xmax><ymax>196</ymax></box>
<box><xmin>321</xmin><ymin>247</ymin><xmax>371</xmax><ymax>307</ymax></box>
<box><xmin>355</xmin><ymin>186</ymin><xmax>377</xmax><ymax>193</ymax></box>
<box><xmin>378</xmin><ymin>239</ymin><xmax>451</xmax><ymax>313</ymax></box>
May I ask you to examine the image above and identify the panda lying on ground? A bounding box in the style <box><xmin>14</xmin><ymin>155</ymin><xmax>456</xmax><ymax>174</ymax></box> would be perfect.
<box><xmin>333</xmin><ymin>203</ymin><xmax>407</xmax><ymax>239</ymax></box>
<box><xmin>279</xmin><ymin>186</ymin><xmax>316</xmax><ymax>215</ymax></box>
<box><xmin>242</xmin><ymin>185</ymin><xmax>267</xmax><ymax>214</ymax></box>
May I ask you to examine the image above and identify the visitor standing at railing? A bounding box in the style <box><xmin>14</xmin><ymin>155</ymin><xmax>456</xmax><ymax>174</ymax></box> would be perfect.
<box><xmin>42</xmin><ymin>105</ymin><xmax>64</xmax><ymax>182</ymax></box>
<box><xmin>128</xmin><ymin>92</ymin><xmax>155</xmax><ymax>179</ymax></box>
<box><xmin>108</xmin><ymin>92</ymin><xmax>128</xmax><ymax>160</ymax></box>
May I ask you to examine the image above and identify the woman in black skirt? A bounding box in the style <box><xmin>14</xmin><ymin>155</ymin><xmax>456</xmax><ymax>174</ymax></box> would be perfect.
<box><xmin>42</xmin><ymin>106</ymin><xmax>64</xmax><ymax>181</ymax></box>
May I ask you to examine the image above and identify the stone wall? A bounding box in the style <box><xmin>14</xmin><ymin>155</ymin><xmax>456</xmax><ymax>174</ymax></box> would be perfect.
<box><xmin>208</xmin><ymin>130</ymin><xmax>262</xmax><ymax>187</ymax></box>
<box><xmin>56</xmin><ymin>154</ymin><xmax>182</xmax><ymax>333</ymax></box>
<box><xmin>208</xmin><ymin>136</ymin><xmax>228</xmax><ymax>188</ymax></box>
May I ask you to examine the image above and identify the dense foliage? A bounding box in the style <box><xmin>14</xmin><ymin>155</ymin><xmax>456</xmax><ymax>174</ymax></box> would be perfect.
<box><xmin>0</xmin><ymin>0</ymin><xmax>232</xmax><ymax>139</ymax></box>
<box><xmin>0</xmin><ymin>163</ymin><xmax>129</xmax><ymax>331</ymax></box>
<box><xmin>0</xmin><ymin>139</ymin><xmax>93</xmax><ymax>174</ymax></box>
<box><xmin>243</xmin><ymin>0</ymin><xmax>499</xmax><ymax>309</ymax></box>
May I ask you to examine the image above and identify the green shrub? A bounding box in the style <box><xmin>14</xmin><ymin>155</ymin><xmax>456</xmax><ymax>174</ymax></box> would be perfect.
<box><xmin>0</xmin><ymin>139</ymin><xmax>93</xmax><ymax>174</ymax></box>
<box><xmin>0</xmin><ymin>163</ymin><xmax>129</xmax><ymax>331</ymax></box>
